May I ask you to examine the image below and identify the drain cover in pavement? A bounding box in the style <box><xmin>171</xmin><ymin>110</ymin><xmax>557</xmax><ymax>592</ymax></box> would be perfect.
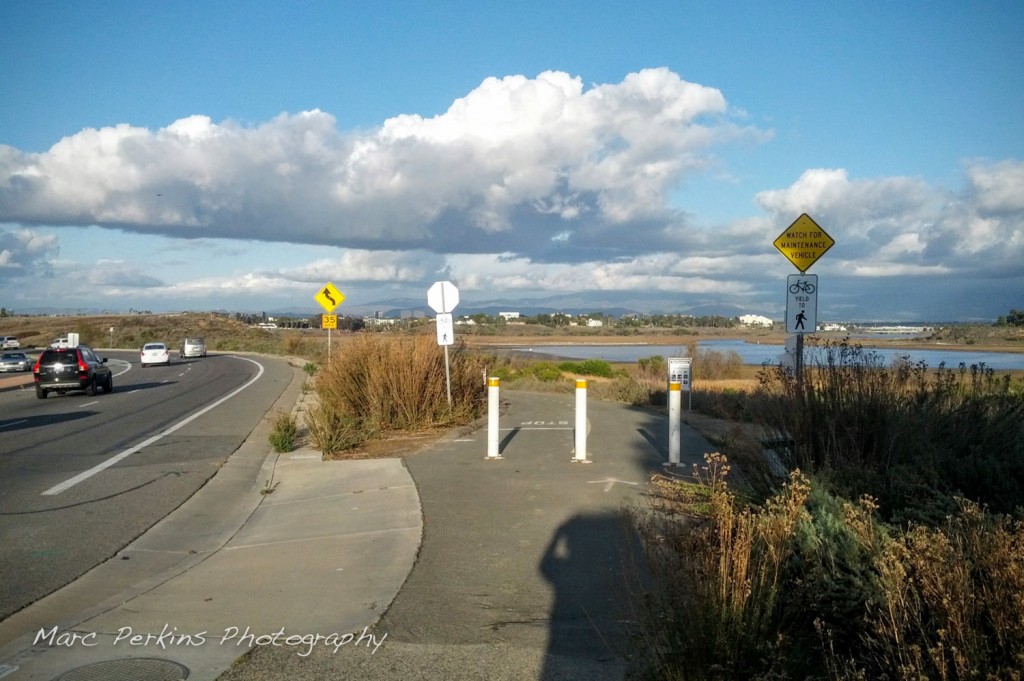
<box><xmin>55</xmin><ymin>657</ymin><xmax>189</xmax><ymax>681</ymax></box>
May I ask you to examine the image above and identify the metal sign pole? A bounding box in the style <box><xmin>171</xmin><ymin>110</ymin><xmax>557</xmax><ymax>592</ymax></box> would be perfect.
<box><xmin>442</xmin><ymin>285</ymin><xmax>451</xmax><ymax>407</ymax></box>
<box><xmin>428</xmin><ymin>281</ymin><xmax>460</xmax><ymax>410</ymax></box>
<box><xmin>443</xmin><ymin>344</ymin><xmax>452</xmax><ymax>408</ymax></box>
<box><xmin>795</xmin><ymin>333</ymin><xmax>803</xmax><ymax>391</ymax></box>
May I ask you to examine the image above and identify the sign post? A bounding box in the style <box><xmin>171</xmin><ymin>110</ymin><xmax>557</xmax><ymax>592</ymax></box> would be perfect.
<box><xmin>315</xmin><ymin>282</ymin><xmax>345</xmax><ymax>364</ymax></box>
<box><xmin>427</xmin><ymin>281</ymin><xmax>460</xmax><ymax>408</ymax></box>
<box><xmin>773</xmin><ymin>214</ymin><xmax>833</xmax><ymax>386</ymax></box>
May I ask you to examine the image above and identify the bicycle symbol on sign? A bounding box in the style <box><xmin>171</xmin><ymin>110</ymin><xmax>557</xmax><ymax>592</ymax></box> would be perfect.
<box><xmin>789</xmin><ymin>279</ymin><xmax>816</xmax><ymax>295</ymax></box>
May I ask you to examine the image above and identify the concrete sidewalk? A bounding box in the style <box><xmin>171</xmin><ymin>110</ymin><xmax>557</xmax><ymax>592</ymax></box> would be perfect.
<box><xmin>0</xmin><ymin>381</ymin><xmax>715</xmax><ymax>681</ymax></box>
<box><xmin>0</xmin><ymin>365</ymin><xmax>421</xmax><ymax>681</ymax></box>
<box><xmin>0</xmin><ymin>373</ymin><xmax>33</xmax><ymax>393</ymax></box>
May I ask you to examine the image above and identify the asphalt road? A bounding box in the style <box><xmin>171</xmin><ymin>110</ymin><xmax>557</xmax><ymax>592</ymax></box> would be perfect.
<box><xmin>0</xmin><ymin>351</ymin><xmax>294</xmax><ymax>621</ymax></box>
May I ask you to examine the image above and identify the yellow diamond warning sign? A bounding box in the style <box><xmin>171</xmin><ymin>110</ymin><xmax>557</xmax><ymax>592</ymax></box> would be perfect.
<box><xmin>773</xmin><ymin>213</ymin><xmax>834</xmax><ymax>273</ymax></box>
<box><xmin>314</xmin><ymin>282</ymin><xmax>345</xmax><ymax>313</ymax></box>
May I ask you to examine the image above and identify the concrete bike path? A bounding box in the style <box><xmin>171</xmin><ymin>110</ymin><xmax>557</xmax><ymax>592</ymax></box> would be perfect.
<box><xmin>218</xmin><ymin>389</ymin><xmax>716</xmax><ymax>681</ymax></box>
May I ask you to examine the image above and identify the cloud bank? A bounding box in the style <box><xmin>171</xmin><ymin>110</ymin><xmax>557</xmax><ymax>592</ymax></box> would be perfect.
<box><xmin>0</xmin><ymin>68</ymin><xmax>760</xmax><ymax>261</ymax></box>
<box><xmin>0</xmin><ymin>67</ymin><xmax>1021</xmax><ymax>319</ymax></box>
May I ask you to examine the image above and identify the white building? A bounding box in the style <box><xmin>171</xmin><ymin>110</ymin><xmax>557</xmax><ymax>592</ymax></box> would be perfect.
<box><xmin>739</xmin><ymin>314</ymin><xmax>774</xmax><ymax>327</ymax></box>
<box><xmin>498</xmin><ymin>311</ymin><xmax>520</xmax><ymax>320</ymax></box>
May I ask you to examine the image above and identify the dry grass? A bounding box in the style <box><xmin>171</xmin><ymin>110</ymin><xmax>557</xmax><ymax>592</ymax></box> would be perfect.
<box><xmin>632</xmin><ymin>455</ymin><xmax>1024</xmax><ymax>680</ymax></box>
<box><xmin>307</xmin><ymin>335</ymin><xmax>488</xmax><ymax>457</ymax></box>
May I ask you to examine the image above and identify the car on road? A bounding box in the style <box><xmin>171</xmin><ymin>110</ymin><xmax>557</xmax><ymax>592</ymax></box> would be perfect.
<box><xmin>0</xmin><ymin>351</ymin><xmax>32</xmax><ymax>372</ymax></box>
<box><xmin>140</xmin><ymin>342</ymin><xmax>171</xmax><ymax>367</ymax></box>
<box><xmin>33</xmin><ymin>345</ymin><xmax>113</xmax><ymax>398</ymax></box>
<box><xmin>180</xmin><ymin>337</ymin><xmax>207</xmax><ymax>358</ymax></box>
<box><xmin>1</xmin><ymin>336</ymin><xmax>19</xmax><ymax>349</ymax></box>
<box><xmin>50</xmin><ymin>337</ymin><xmax>70</xmax><ymax>349</ymax></box>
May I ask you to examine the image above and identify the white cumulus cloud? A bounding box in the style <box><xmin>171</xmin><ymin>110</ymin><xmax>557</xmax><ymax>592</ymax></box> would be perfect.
<box><xmin>0</xmin><ymin>68</ymin><xmax>761</xmax><ymax>261</ymax></box>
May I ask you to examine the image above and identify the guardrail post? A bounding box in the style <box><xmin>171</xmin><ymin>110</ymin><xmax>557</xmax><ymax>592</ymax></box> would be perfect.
<box><xmin>573</xmin><ymin>379</ymin><xmax>590</xmax><ymax>463</ymax></box>
<box><xmin>486</xmin><ymin>376</ymin><xmax>502</xmax><ymax>460</ymax></box>
<box><xmin>667</xmin><ymin>381</ymin><xmax>681</xmax><ymax>466</ymax></box>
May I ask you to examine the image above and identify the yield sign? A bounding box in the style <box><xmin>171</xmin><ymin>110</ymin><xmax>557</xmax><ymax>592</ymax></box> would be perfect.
<box><xmin>427</xmin><ymin>281</ymin><xmax>459</xmax><ymax>313</ymax></box>
<box><xmin>773</xmin><ymin>213</ymin><xmax>834</xmax><ymax>273</ymax></box>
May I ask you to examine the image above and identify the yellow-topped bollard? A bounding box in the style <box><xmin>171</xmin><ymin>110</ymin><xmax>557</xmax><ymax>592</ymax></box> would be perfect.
<box><xmin>486</xmin><ymin>376</ymin><xmax>502</xmax><ymax>459</ymax></box>
<box><xmin>573</xmin><ymin>379</ymin><xmax>589</xmax><ymax>462</ymax></box>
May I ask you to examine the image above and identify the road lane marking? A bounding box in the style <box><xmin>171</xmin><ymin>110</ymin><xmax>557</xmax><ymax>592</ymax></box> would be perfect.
<box><xmin>42</xmin><ymin>356</ymin><xmax>265</xmax><ymax>496</ymax></box>
<box><xmin>588</xmin><ymin>478</ymin><xmax>641</xmax><ymax>492</ymax></box>
<box><xmin>0</xmin><ymin>419</ymin><xmax>28</xmax><ymax>431</ymax></box>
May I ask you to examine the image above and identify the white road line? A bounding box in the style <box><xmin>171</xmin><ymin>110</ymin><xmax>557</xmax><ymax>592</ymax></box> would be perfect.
<box><xmin>79</xmin><ymin>400</ymin><xmax>99</xmax><ymax>408</ymax></box>
<box><xmin>42</xmin><ymin>356</ymin><xmax>265</xmax><ymax>496</ymax></box>
<box><xmin>0</xmin><ymin>419</ymin><xmax>28</xmax><ymax>431</ymax></box>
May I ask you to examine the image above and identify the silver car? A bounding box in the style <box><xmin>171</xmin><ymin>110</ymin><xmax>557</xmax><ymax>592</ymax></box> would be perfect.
<box><xmin>180</xmin><ymin>337</ymin><xmax>207</xmax><ymax>358</ymax></box>
<box><xmin>0</xmin><ymin>351</ymin><xmax>32</xmax><ymax>372</ymax></box>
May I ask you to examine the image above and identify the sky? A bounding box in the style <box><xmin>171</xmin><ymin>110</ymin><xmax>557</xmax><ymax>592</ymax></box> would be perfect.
<box><xmin>1</xmin><ymin>1</ymin><xmax>1022</xmax><ymax>323</ymax></box>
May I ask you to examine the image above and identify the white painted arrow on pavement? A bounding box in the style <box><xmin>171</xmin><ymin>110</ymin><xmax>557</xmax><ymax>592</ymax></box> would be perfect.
<box><xmin>588</xmin><ymin>478</ymin><xmax>641</xmax><ymax>492</ymax></box>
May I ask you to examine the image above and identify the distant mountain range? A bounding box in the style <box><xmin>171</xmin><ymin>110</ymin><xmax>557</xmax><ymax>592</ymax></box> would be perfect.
<box><xmin>333</xmin><ymin>292</ymin><xmax>753</xmax><ymax>320</ymax></box>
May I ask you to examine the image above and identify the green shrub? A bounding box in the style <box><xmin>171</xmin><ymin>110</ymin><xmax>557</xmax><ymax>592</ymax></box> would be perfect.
<box><xmin>304</xmin><ymin>402</ymin><xmax>368</xmax><ymax>454</ymax></box>
<box><xmin>531</xmin><ymin>362</ymin><xmax>564</xmax><ymax>382</ymax></box>
<box><xmin>268</xmin><ymin>411</ymin><xmax>298</xmax><ymax>453</ymax></box>
<box><xmin>557</xmin><ymin>358</ymin><xmax>617</xmax><ymax>377</ymax></box>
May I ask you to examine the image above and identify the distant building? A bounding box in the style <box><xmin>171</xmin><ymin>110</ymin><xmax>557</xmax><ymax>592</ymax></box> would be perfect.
<box><xmin>364</xmin><ymin>317</ymin><xmax>398</xmax><ymax>327</ymax></box>
<box><xmin>739</xmin><ymin>314</ymin><xmax>773</xmax><ymax>327</ymax></box>
<box><xmin>498</xmin><ymin>312</ymin><xmax>520</xmax><ymax>320</ymax></box>
<box><xmin>586</xmin><ymin>318</ymin><xmax>604</xmax><ymax>327</ymax></box>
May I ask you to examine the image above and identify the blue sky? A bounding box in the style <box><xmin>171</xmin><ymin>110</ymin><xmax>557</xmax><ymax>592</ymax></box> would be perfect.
<box><xmin>1</xmin><ymin>1</ymin><xmax>1022</xmax><ymax>322</ymax></box>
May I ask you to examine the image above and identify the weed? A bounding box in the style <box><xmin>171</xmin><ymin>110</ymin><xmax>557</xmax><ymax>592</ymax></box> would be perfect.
<box><xmin>267</xmin><ymin>411</ymin><xmax>298</xmax><ymax>453</ymax></box>
<box><xmin>755</xmin><ymin>337</ymin><xmax>1024</xmax><ymax>518</ymax></box>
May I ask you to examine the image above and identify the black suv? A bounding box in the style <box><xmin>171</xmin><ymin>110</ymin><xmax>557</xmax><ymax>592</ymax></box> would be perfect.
<box><xmin>33</xmin><ymin>345</ymin><xmax>114</xmax><ymax>399</ymax></box>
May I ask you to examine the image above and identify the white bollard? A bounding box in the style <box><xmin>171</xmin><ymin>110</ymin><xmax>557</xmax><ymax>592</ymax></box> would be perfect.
<box><xmin>486</xmin><ymin>376</ymin><xmax>502</xmax><ymax>459</ymax></box>
<box><xmin>573</xmin><ymin>379</ymin><xmax>589</xmax><ymax>462</ymax></box>
<box><xmin>667</xmin><ymin>381</ymin><xmax>681</xmax><ymax>466</ymax></box>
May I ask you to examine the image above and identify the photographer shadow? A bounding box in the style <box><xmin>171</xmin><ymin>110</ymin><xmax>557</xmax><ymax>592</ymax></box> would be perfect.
<box><xmin>538</xmin><ymin>510</ymin><xmax>640</xmax><ymax>680</ymax></box>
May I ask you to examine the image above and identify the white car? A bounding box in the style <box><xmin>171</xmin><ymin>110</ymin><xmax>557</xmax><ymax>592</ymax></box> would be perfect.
<box><xmin>1</xmin><ymin>336</ymin><xmax>19</xmax><ymax>349</ymax></box>
<box><xmin>140</xmin><ymin>342</ymin><xmax>171</xmax><ymax>367</ymax></box>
